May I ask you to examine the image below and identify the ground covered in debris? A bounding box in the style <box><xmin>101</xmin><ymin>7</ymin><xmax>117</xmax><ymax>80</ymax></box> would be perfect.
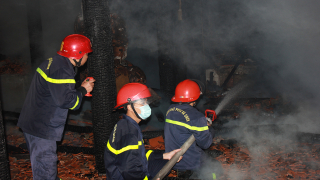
<box><xmin>6</xmin><ymin>124</ymin><xmax>320</xmax><ymax>179</ymax></box>
<box><xmin>6</xmin><ymin>118</ymin><xmax>106</xmax><ymax>180</ymax></box>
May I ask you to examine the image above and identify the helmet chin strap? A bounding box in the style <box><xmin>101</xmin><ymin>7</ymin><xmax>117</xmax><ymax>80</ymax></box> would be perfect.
<box><xmin>74</xmin><ymin>66</ymin><xmax>78</xmax><ymax>75</ymax></box>
<box><xmin>131</xmin><ymin>103</ymin><xmax>143</xmax><ymax>120</ymax></box>
<box><xmin>73</xmin><ymin>57</ymin><xmax>83</xmax><ymax>67</ymax></box>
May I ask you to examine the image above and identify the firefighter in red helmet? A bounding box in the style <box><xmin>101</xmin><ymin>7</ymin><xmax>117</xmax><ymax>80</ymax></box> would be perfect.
<box><xmin>57</xmin><ymin>34</ymin><xmax>93</xmax><ymax>67</ymax></box>
<box><xmin>104</xmin><ymin>83</ymin><xmax>182</xmax><ymax>180</ymax></box>
<box><xmin>17</xmin><ymin>34</ymin><xmax>95</xmax><ymax>180</ymax></box>
<box><xmin>164</xmin><ymin>79</ymin><xmax>215</xmax><ymax>178</ymax></box>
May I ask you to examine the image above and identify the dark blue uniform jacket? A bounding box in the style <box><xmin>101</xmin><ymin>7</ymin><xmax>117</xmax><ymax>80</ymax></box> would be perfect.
<box><xmin>17</xmin><ymin>54</ymin><xmax>84</xmax><ymax>141</ymax></box>
<box><xmin>104</xmin><ymin>114</ymin><xmax>164</xmax><ymax>180</ymax></box>
<box><xmin>164</xmin><ymin>104</ymin><xmax>214</xmax><ymax>170</ymax></box>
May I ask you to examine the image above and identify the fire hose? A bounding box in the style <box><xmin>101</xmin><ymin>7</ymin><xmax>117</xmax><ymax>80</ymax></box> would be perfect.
<box><xmin>152</xmin><ymin>134</ymin><xmax>196</xmax><ymax>180</ymax></box>
<box><xmin>152</xmin><ymin>110</ymin><xmax>217</xmax><ymax>180</ymax></box>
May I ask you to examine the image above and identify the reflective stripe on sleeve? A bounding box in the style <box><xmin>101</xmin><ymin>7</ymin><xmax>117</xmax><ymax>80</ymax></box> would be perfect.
<box><xmin>144</xmin><ymin>176</ymin><xmax>148</xmax><ymax>180</ymax></box>
<box><xmin>146</xmin><ymin>150</ymin><xmax>153</xmax><ymax>161</ymax></box>
<box><xmin>212</xmin><ymin>173</ymin><xmax>216</xmax><ymax>179</ymax></box>
<box><xmin>166</xmin><ymin>119</ymin><xmax>209</xmax><ymax>131</ymax></box>
<box><xmin>107</xmin><ymin>140</ymin><xmax>143</xmax><ymax>155</ymax></box>
<box><xmin>69</xmin><ymin>96</ymin><xmax>79</xmax><ymax>110</ymax></box>
<box><xmin>37</xmin><ymin>68</ymin><xmax>76</xmax><ymax>84</ymax></box>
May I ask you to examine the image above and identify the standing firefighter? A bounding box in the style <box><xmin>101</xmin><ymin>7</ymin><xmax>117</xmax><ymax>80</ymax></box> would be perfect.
<box><xmin>17</xmin><ymin>34</ymin><xmax>95</xmax><ymax>180</ymax></box>
<box><xmin>104</xmin><ymin>83</ymin><xmax>182</xmax><ymax>180</ymax></box>
<box><xmin>164</xmin><ymin>79</ymin><xmax>215</xmax><ymax>178</ymax></box>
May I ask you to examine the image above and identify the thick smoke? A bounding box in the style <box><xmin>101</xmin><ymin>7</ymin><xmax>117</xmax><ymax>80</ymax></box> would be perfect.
<box><xmin>245</xmin><ymin>0</ymin><xmax>320</xmax><ymax>104</ymax></box>
<box><xmin>2</xmin><ymin>0</ymin><xmax>318</xmax><ymax>178</ymax></box>
<box><xmin>238</xmin><ymin>0</ymin><xmax>320</xmax><ymax>134</ymax></box>
<box><xmin>110</xmin><ymin>0</ymin><xmax>161</xmax><ymax>52</ymax></box>
<box><xmin>110</xmin><ymin>0</ymin><xmax>320</xmax><ymax>129</ymax></box>
<box><xmin>223</xmin><ymin>2</ymin><xmax>320</xmax><ymax>178</ymax></box>
<box><xmin>111</xmin><ymin>0</ymin><xmax>320</xmax><ymax>179</ymax></box>
<box><xmin>110</xmin><ymin>0</ymin><xmax>320</xmax><ymax>101</ymax></box>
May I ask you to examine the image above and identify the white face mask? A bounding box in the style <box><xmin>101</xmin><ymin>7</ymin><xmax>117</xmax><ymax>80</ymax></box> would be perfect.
<box><xmin>138</xmin><ymin>104</ymin><xmax>151</xmax><ymax>120</ymax></box>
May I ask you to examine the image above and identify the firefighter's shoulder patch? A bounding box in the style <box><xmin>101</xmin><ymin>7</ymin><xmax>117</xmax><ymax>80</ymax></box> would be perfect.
<box><xmin>112</xmin><ymin>124</ymin><xmax>117</xmax><ymax>143</ymax></box>
<box><xmin>47</xmin><ymin>57</ymin><xmax>53</xmax><ymax>70</ymax></box>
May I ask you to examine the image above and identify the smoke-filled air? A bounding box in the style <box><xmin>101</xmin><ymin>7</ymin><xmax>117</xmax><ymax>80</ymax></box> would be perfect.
<box><xmin>111</xmin><ymin>0</ymin><xmax>320</xmax><ymax>179</ymax></box>
<box><xmin>1</xmin><ymin>0</ymin><xmax>320</xmax><ymax>179</ymax></box>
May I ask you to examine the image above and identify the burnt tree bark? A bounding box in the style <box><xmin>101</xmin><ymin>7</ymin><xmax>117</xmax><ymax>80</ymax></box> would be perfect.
<box><xmin>0</xmin><ymin>102</ymin><xmax>10</xmax><ymax>180</ymax></box>
<box><xmin>82</xmin><ymin>0</ymin><xmax>118</xmax><ymax>173</ymax></box>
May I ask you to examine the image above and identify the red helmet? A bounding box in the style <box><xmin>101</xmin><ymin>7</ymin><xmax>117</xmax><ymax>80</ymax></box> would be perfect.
<box><xmin>171</xmin><ymin>79</ymin><xmax>202</xmax><ymax>102</ymax></box>
<box><xmin>115</xmin><ymin>83</ymin><xmax>152</xmax><ymax>109</ymax></box>
<box><xmin>57</xmin><ymin>34</ymin><xmax>92</xmax><ymax>59</ymax></box>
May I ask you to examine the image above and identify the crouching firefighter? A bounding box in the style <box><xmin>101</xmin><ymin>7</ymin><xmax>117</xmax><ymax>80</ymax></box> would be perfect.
<box><xmin>164</xmin><ymin>79</ymin><xmax>218</xmax><ymax>179</ymax></box>
<box><xmin>104</xmin><ymin>83</ymin><xmax>182</xmax><ymax>180</ymax></box>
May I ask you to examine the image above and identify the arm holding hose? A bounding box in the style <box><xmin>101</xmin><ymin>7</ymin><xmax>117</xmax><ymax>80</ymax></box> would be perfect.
<box><xmin>163</xmin><ymin>149</ymin><xmax>183</xmax><ymax>161</ymax></box>
<box><xmin>153</xmin><ymin>135</ymin><xmax>196</xmax><ymax>180</ymax></box>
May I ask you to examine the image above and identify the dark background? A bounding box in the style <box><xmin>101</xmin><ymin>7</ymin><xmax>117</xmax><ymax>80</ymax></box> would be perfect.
<box><xmin>1</xmin><ymin>0</ymin><xmax>320</xmax><ymax>133</ymax></box>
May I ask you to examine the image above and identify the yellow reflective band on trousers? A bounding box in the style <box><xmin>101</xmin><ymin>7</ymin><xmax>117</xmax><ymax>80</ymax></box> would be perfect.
<box><xmin>107</xmin><ymin>140</ymin><xmax>143</xmax><ymax>155</ymax></box>
<box><xmin>146</xmin><ymin>150</ymin><xmax>153</xmax><ymax>160</ymax></box>
<box><xmin>69</xmin><ymin>96</ymin><xmax>79</xmax><ymax>110</ymax></box>
<box><xmin>142</xmin><ymin>150</ymin><xmax>153</xmax><ymax>180</ymax></box>
<box><xmin>36</xmin><ymin>68</ymin><xmax>76</xmax><ymax>84</ymax></box>
<box><xmin>166</xmin><ymin>119</ymin><xmax>209</xmax><ymax>131</ymax></box>
<box><xmin>212</xmin><ymin>173</ymin><xmax>216</xmax><ymax>179</ymax></box>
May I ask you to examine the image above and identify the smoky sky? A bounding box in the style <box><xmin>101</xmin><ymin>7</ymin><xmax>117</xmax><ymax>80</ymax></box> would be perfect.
<box><xmin>1</xmin><ymin>0</ymin><xmax>320</xmax><ymax>102</ymax></box>
<box><xmin>110</xmin><ymin>0</ymin><xmax>320</xmax><ymax>105</ymax></box>
<box><xmin>1</xmin><ymin>0</ymin><xmax>320</xmax><ymax>117</ymax></box>
<box><xmin>2</xmin><ymin>0</ymin><xmax>319</xmax><ymax>105</ymax></box>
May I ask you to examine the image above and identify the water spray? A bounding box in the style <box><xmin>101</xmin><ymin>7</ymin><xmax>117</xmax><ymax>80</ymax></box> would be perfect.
<box><xmin>215</xmin><ymin>80</ymin><xmax>250</xmax><ymax>115</ymax></box>
<box><xmin>152</xmin><ymin>80</ymin><xmax>250</xmax><ymax>180</ymax></box>
<box><xmin>178</xmin><ymin>0</ymin><xmax>182</xmax><ymax>21</ymax></box>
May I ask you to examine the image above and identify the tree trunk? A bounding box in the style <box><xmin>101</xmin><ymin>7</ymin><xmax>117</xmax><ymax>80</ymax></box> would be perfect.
<box><xmin>0</xmin><ymin>101</ymin><xmax>11</xmax><ymax>180</ymax></box>
<box><xmin>82</xmin><ymin>0</ymin><xmax>118</xmax><ymax>173</ymax></box>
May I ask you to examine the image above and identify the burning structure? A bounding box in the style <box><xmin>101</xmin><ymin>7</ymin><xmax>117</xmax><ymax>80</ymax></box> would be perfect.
<box><xmin>1</xmin><ymin>0</ymin><xmax>320</xmax><ymax>179</ymax></box>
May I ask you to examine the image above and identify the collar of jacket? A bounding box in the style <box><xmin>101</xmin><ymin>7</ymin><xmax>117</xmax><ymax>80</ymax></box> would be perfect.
<box><xmin>57</xmin><ymin>54</ymin><xmax>76</xmax><ymax>76</ymax></box>
<box><xmin>122</xmin><ymin>114</ymin><xmax>140</xmax><ymax>130</ymax></box>
<box><xmin>174</xmin><ymin>103</ymin><xmax>194</xmax><ymax>110</ymax></box>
